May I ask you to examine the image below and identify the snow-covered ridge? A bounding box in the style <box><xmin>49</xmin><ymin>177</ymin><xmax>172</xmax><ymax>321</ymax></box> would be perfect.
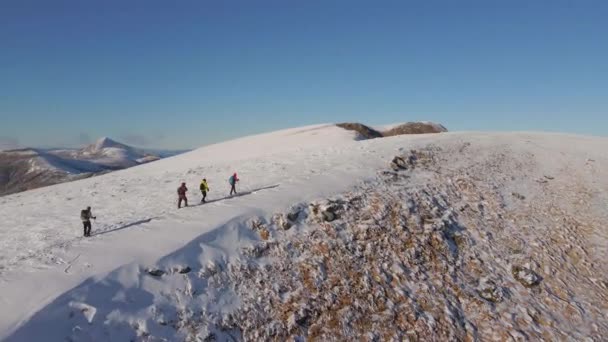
<box><xmin>0</xmin><ymin>125</ymin><xmax>606</xmax><ymax>341</ymax></box>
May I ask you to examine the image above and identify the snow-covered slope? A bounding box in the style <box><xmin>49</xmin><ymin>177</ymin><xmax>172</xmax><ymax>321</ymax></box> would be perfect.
<box><xmin>0</xmin><ymin>125</ymin><xmax>607</xmax><ymax>341</ymax></box>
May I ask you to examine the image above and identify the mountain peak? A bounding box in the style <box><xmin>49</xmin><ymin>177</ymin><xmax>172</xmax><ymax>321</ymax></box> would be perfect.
<box><xmin>80</xmin><ymin>137</ymin><xmax>131</xmax><ymax>154</ymax></box>
<box><xmin>91</xmin><ymin>137</ymin><xmax>127</xmax><ymax>151</ymax></box>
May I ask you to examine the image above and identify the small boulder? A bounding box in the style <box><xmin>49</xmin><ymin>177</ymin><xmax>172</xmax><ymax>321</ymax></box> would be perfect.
<box><xmin>260</xmin><ymin>228</ymin><xmax>270</xmax><ymax>240</ymax></box>
<box><xmin>146</xmin><ymin>268</ymin><xmax>166</xmax><ymax>277</ymax></box>
<box><xmin>177</xmin><ymin>266</ymin><xmax>192</xmax><ymax>274</ymax></box>
<box><xmin>512</xmin><ymin>192</ymin><xmax>526</xmax><ymax>200</ymax></box>
<box><xmin>273</xmin><ymin>214</ymin><xmax>293</xmax><ymax>230</ymax></box>
<box><xmin>309</xmin><ymin>200</ymin><xmax>345</xmax><ymax>223</ymax></box>
<box><xmin>287</xmin><ymin>210</ymin><xmax>301</xmax><ymax>222</ymax></box>
<box><xmin>512</xmin><ymin>266</ymin><xmax>542</xmax><ymax>287</ymax></box>
<box><xmin>322</xmin><ymin>210</ymin><xmax>336</xmax><ymax>222</ymax></box>
<box><xmin>478</xmin><ymin>280</ymin><xmax>504</xmax><ymax>303</ymax></box>
<box><xmin>391</xmin><ymin>156</ymin><xmax>408</xmax><ymax>171</ymax></box>
<box><xmin>249</xmin><ymin>217</ymin><xmax>266</xmax><ymax>231</ymax></box>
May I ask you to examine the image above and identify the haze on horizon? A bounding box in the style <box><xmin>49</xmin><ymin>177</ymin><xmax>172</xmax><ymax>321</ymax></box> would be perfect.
<box><xmin>1</xmin><ymin>0</ymin><xmax>607</xmax><ymax>150</ymax></box>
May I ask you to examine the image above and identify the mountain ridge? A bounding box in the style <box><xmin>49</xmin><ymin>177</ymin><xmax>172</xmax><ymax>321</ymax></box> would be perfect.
<box><xmin>0</xmin><ymin>137</ymin><xmax>173</xmax><ymax>196</ymax></box>
<box><xmin>0</xmin><ymin>126</ymin><xmax>606</xmax><ymax>341</ymax></box>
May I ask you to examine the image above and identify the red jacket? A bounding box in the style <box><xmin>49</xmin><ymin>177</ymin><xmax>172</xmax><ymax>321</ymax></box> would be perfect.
<box><xmin>177</xmin><ymin>185</ymin><xmax>188</xmax><ymax>196</ymax></box>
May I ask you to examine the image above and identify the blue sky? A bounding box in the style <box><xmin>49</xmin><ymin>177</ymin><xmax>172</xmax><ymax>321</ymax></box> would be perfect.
<box><xmin>1</xmin><ymin>0</ymin><xmax>607</xmax><ymax>149</ymax></box>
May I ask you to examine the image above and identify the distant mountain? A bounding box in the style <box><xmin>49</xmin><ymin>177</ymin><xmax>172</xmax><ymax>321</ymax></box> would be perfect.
<box><xmin>54</xmin><ymin>137</ymin><xmax>161</xmax><ymax>168</ymax></box>
<box><xmin>0</xmin><ymin>138</ymin><xmax>181</xmax><ymax>196</ymax></box>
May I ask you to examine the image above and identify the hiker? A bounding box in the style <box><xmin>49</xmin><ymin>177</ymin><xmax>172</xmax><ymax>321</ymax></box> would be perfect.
<box><xmin>80</xmin><ymin>206</ymin><xmax>96</xmax><ymax>237</ymax></box>
<box><xmin>229</xmin><ymin>172</ymin><xmax>239</xmax><ymax>195</ymax></box>
<box><xmin>200</xmin><ymin>178</ymin><xmax>210</xmax><ymax>203</ymax></box>
<box><xmin>177</xmin><ymin>182</ymin><xmax>188</xmax><ymax>208</ymax></box>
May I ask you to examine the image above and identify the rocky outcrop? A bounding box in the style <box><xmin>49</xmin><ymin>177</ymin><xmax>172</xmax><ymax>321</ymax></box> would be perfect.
<box><xmin>512</xmin><ymin>266</ymin><xmax>542</xmax><ymax>288</ymax></box>
<box><xmin>383</xmin><ymin>122</ymin><xmax>448</xmax><ymax>136</ymax></box>
<box><xmin>336</xmin><ymin>123</ymin><xmax>383</xmax><ymax>140</ymax></box>
<box><xmin>337</xmin><ymin>121</ymin><xmax>447</xmax><ymax>140</ymax></box>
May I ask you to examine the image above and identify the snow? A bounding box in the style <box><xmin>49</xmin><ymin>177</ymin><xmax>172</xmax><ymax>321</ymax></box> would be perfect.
<box><xmin>0</xmin><ymin>125</ymin><xmax>607</xmax><ymax>340</ymax></box>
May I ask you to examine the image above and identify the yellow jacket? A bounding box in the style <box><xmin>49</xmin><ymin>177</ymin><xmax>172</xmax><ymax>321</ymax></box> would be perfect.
<box><xmin>200</xmin><ymin>180</ymin><xmax>209</xmax><ymax>192</ymax></box>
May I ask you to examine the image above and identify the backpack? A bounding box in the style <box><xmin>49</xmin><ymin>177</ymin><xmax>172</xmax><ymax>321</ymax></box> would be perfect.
<box><xmin>229</xmin><ymin>176</ymin><xmax>234</xmax><ymax>185</ymax></box>
<box><xmin>80</xmin><ymin>210</ymin><xmax>88</xmax><ymax>221</ymax></box>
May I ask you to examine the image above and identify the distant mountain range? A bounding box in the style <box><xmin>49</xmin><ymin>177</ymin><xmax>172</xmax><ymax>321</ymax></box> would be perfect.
<box><xmin>0</xmin><ymin>122</ymin><xmax>445</xmax><ymax>197</ymax></box>
<box><xmin>0</xmin><ymin>137</ymin><xmax>186</xmax><ymax>196</ymax></box>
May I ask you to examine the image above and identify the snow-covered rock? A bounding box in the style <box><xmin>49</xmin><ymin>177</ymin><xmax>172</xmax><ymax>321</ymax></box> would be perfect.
<box><xmin>512</xmin><ymin>265</ymin><xmax>542</xmax><ymax>288</ymax></box>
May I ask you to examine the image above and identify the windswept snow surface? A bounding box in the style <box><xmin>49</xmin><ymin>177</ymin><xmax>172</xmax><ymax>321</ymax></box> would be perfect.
<box><xmin>0</xmin><ymin>125</ymin><xmax>607</xmax><ymax>340</ymax></box>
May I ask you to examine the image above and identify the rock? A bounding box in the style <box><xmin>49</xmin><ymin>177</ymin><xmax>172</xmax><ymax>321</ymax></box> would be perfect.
<box><xmin>382</xmin><ymin>122</ymin><xmax>447</xmax><ymax>136</ymax></box>
<box><xmin>336</xmin><ymin>123</ymin><xmax>383</xmax><ymax>140</ymax></box>
<box><xmin>146</xmin><ymin>268</ymin><xmax>166</xmax><ymax>277</ymax></box>
<box><xmin>322</xmin><ymin>210</ymin><xmax>336</xmax><ymax>222</ymax></box>
<box><xmin>273</xmin><ymin>214</ymin><xmax>293</xmax><ymax>230</ymax></box>
<box><xmin>391</xmin><ymin>156</ymin><xmax>408</xmax><ymax>171</ymax></box>
<box><xmin>512</xmin><ymin>192</ymin><xmax>526</xmax><ymax>200</ymax></box>
<box><xmin>309</xmin><ymin>200</ymin><xmax>345</xmax><ymax>222</ymax></box>
<box><xmin>249</xmin><ymin>217</ymin><xmax>266</xmax><ymax>230</ymax></box>
<box><xmin>177</xmin><ymin>266</ymin><xmax>192</xmax><ymax>274</ymax></box>
<box><xmin>478</xmin><ymin>280</ymin><xmax>504</xmax><ymax>303</ymax></box>
<box><xmin>512</xmin><ymin>266</ymin><xmax>541</xmax><ymax>287</ymax></box>
<box><xmin>243</xmin><ymin>242</ymin><xmax>275</xmax><ymax>258</ymax></box>
<box><xmin>389</xmin><ymin>150</ymin><xmax>434</xmax><ymax>172</ymax></box>
<box><xmin>287</xmin><ymin>210</ymin><xmax>300</xmax><ymax>222</ymax></box>
<box><xmin>202</xmin><ymin>332</ymin><xmax>216</xmax><ymax>342</ymax></box>
<box><xmin>260</xmin><ymin>228</ymin><xmax>270</xmax><ymax>240</ymax></box>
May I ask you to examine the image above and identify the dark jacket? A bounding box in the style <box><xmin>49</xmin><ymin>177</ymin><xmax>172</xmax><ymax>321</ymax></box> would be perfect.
<box><xmin>80</xmin><ymin>209</ymin><xmax>94</xmax><ymax>222</ymax></box>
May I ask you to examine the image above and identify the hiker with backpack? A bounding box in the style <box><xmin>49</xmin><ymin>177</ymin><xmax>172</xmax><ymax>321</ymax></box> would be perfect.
<box><xmin>81</xmin><ymin>206</ymin><xmax>96</xmax><ymax>237</ymax></box>
<box><xmin>200</xmin><ymin>178</ymin><xmax>210</xmax><ymax>203</ymax></box>
<box><xmin>229</xmin><ymin>172</ymin><xmax>239</xmax><ymax>195</ymax></box>
<box><xmin>177</xmin><ymin>182</ymin><xmax>188</xmax><ymax>208</ymax></box>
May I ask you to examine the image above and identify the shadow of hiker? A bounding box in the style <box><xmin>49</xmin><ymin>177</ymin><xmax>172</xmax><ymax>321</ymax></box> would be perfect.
<box><xmin>191</xmin><ymin>184</ymin><xmax>280</xmax><ymax>207</ymax></box>
<box><xmin>92</xmin><ymin>218</ymin><xmax>156</xmax><ymax>237</ymax></box>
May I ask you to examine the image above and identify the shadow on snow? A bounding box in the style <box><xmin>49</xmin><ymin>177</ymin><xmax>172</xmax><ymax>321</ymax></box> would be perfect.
<box><xmin>91</xmin><ymin>218</ymin><xmax>156</xmax><ymax>237</ymax></box>
<box><xmin>189</xmin><ymin>184</ymin><xmax>280</xmax><ymax>207</ymax></box>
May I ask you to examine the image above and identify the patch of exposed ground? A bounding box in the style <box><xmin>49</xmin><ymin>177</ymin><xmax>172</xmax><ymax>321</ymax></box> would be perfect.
<box><xmin>335</xmin><ymin>123</ymin><xmax>383</xmax><ymax>140</ymax></box>
<box><xmin>336</xmin><ymin>122</ymin><xmax>447</xmax><ymax>141</ymax></box>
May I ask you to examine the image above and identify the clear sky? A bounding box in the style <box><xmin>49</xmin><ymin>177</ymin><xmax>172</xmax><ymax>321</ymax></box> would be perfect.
<box><xmin>1</xmin><ymin>0</ymin><xmax>607</xmax><ymax>149</ymax></box>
